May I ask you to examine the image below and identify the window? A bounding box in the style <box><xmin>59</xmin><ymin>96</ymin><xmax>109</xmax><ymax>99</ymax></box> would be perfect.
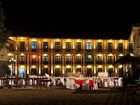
<box><xmin>43</xmin><ymin>56</ymin><xmax>49</xmax><ymax>64</ymax></box>
<box><xmin>9</xmin><ymin>43</ymin><xmax>15</xmax><ymax>51</ymax></box>
<box><xmin>20</xmin><ymin>56</ymin><xmax>25</xmax><ymax>61</ymax></box>
<box><xmin>97</xmin><ymin>56</ymin><xmax>102</xmax><ymax>64</ymax></box>
<box><xmin>65</xmin><ymin>56</ymin><xmax>72</xmax><ymax>64</ymax></box>
<box><xmin>43</xmin><ymin>56</ymin><xmax>48</xmax><ymax>61</ymax></box>
<box><xmin>86</xmin><ymin>54</ymin><xmax>92</xmax><ymax>61</ymax></box>
<box><xmin>108</xmin><ymin>68</ymin><xmax>113</xmax><ymax>77</ymax></box>
<box><xmin>98</xmin><ymin>68</ymin><xmax>103</xmax><ymax>72</ymax></box>
<box><xmin>107</xmin><ymin>43</ymin><xmax>113</xmax><ymax>52</ymax></box>
<box><xmin>66</xmin><ymin>42</ymin><xmax>71</xmax><ymax>51</ymax></box>
<box><xmin>31</xmin><ymin>42</ymin><xmax>37</xmax><ymax>51</ymax></box>
<box><xmin>97</xmin><ymin>42</ymin><xmax>102</xmax><ymax>52</ymax></box>
<box><xmin>107</xmin><ymin>56</ymin><xmax>113</xmax><ymax>64</ymax></box>
<box><xmin>76</xmin><ymin>56</ymin><xmax>82</xmax><ymax>64</ymax></box>
<box><xmin>86</xmin><ymin>42</ymin><xmax>92</xmax><ymax>50</ymax></box>
<box><xmin>66</xmin><ymin>68</ymin><xmax>71</xmax><ymax>72</ymax></box>
<box><xmin>41</xmin><ymin>68</ymin><xmax>48</xmax><ymax>75</ymax></box>
<box><xmin>55</xmin><ymin>42</ymin><xmax>61</xmax><ymax>52</ymax></box>
<box><xmin>19</xmin><ymin>56</ymin><xmax>26</xmax><ymax>64</ymax></box>
<box><xmin>31</xmin><ymin>56</ymin><xmax>37</xmax><ymax>64</ymax></box>
<box><xmin>55</xmin><ymin>56</ymin><xmax>61</xmax><ymax>64</ymax></box>
<box><xmin>43</xmin><ymin>42</ymin><xmax>48</xmax><ymax>51</ymax></box>
<box><xmin>31</xmin><ymin>68</ymin><xmax>37</xmax><ymax>75</ymax></box>
<box><xmin>118</xmin><ymin>43</ymin><xmax>123</xmax><ymax>52</ymax></box>
<box><xmin>128</xmin><ymin>42</ymin><xmax>133</xmax><ymax>52</ymax></box>
<box><xmin>85</xmin><ymin>54</ymin><xmax>93</xmax><ymax>65</ymax></box>
<box><xmin>55</xmin><ymin>68</ymin><xmax>60</xmax><ymax>77</ymax></box>
<box><xmin>19</xmin><ymin>42</ymin><xmax>25</xmax><ymax>51</ymax></box>
<box><xmin>76</xmin><ymin>42</ymin><xmax>81</xmax><ymax>51</ymax></box>
<box><xmin>76</xmin><ymin>68</ymin><xmax>81</xmax><ymax>72</ymax></box>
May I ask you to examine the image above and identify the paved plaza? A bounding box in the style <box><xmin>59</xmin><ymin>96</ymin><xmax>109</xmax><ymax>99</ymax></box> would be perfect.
<box><xmin>0</xmin><ymin>86</ymin><xmax>140</xmax><ymax>105</ymax></box>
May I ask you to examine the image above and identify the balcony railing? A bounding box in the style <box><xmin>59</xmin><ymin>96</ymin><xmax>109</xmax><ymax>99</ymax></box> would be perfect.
<box><xmin>75</xmin><ymin>61</ymin><xmax>82</xmax><ymax>65</ymax></box>
<box><xmin>42</xmin><ymin>61</ymin><xmax>49</xmax><ymax>65</ymax></box>
<box><xmin>30</xmin><ymin>61</ymin><xmax>38</xmax><ymax>65</ymax></box>
<box><xmin>10</xmin><ymin>48</ymin><xmax>130</xmax><ymax>53</ymax></box>
<box><xmin>18</xmin><ymin>61</ymin><xmax>26</xmax><ymax>65</ymax></box>
<box><xmin>65</xmin><ymin>61</ymin><xmax>72</xmax><ymax>65</ymax></box>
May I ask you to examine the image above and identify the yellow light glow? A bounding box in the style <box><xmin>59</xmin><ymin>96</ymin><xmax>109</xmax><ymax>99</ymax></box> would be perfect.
<box><xmin>118</xmin><ymin>39</ymin><xmax>123</xmax><ymax>42</ymax></box>
<box><xmin>44</xmin><ymin>65</ymin><xmax>48</xmax><ymax>68</ymax></box>
<box><xmin>108</xmin><ymin>65</ymin><xmax>113</xmax><ymax>68</ymax></box>
<box><xmin>43</xmin><ymin>54</ymin><xmax>48</xmax><ymax>56</ymax></box>
<box><xmin>66</xmin><ymin>65</ymin><xmax>71</xmax><ymax>68</ymax></box>
<box><xmin>97</xmin><ymin>39</ymin><xmax>102</xmax><ymax>42</ymax></box>
<box><xmin>20</xmin><ymin>65</ymin><xmax>25</xmax><ymax>68</ymax></box>
<box><xmin>32</xmin><ymin>65</ymin><xmax>36</xmax><ymax>68</ymax></box>
<box><xmin>130</xmin><ymin>53</ymin><xmax>134</xmax><ymax>56</ymax></box>
<box><xmin>76</xmin><ymin>65</ymin><xmax>81</xmax><ymax>68</ymax></box>
<box><xmin>55</xmin><ymin>65</ymin><xmax>60</xmax><ymax>68</ymax></box>
<box><xmin>87</xmin><ymin>65</ymin><xmax>92</xmax><ymax>68</ymax></box>
<box><xmin>7</xmin><ymin>53</ymin><xmax>13</xmax><ymax>56</ymax></box>
<box><xmin>66</xmin><ymin>39</ymin><xmax>71</xmax><ymax>42</ymax></box>
<box><xmin>98</xmin><ymin>65</ymin><xmax>102</xmax><ymax>68</ymax></box>
<box><xmin>118</xmin><ymin>65</ymin><xmax>122</xmax><ymax>68</ymax></box>
<box><xmin>43</xmin><ymin>39</ymin><xmax>48</xmax><ymax>42</ymax></box>
<box><xmin>107</xmin><ymin>39</ymin><xmax>112</xmax><ymax>42</ymax></box>
<box><xmin>56</xmin><ymin>39</ymin><xmax>60</xmax><ymax>41</ymax></box>
<box><xmin>119</xmin><ymin>54</ymin><xmax>124</xmax><ymax>56</ymax></box>
<box><xmin>108</xmin><ymin>54</ymin><xmax>113</xmax><ymax>56</ymax></box>
<box><xmin>20</xmin><ymin>53</ymin><xmax>25</xmax><ymax>56</ymax></box>
<box><xmin>32</xmin><ymin>55</ymin><xmax>36</xmax><ymax>58</ymax></box>
<box><xmin>51</xmin><ymin>43</ymin><xmax>53</xmax><ymax>49</ymax></box>
<box><xmin>56</xmin><ymin>54</ymin><xmax>61</xmax><ymax>56</ymax></box>
<box><xmin>31</xmin><ymin>38</ymin><xmax>37</xmax><ymax>41</ymax></box>
<box><xmin>76</xmin><ymin>54</ymin><xmax>81</xmax><ymax>56</ymax></box>
<box><xmin>86</xmin><ymin>40</ymin><xmax>91</xmax><ymax>42</ymax></box>
<box><xmin>97</xmin><ymin>54</ymin><xmax>102</xmax><ymax>56</ymax></box>
<box><xmin>76</xmin><ymin>39</ymin><xmax>81</xmax><ymax>42</ymax></box>
<box><xmin>66</xmin><ymin>54</ymin><xmax>71</xmax><ymax>56</ymax></box>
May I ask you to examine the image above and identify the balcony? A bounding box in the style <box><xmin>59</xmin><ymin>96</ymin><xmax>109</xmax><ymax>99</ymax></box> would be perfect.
<box><xmin>107</xmin><ymin>60</ymin><xmax>114</xmax><ymax>64</ymax></box>
<box><xmin>31</xmin><ymin>49</ymin><xmax>37</xmax><ymax>52</ymax></box>
<box><xmin>76</xmin><ymin>61</ymin><xmax>82</xmax><ymax>65</ymax></box>
<box><xmin>9</xmin><ymin>48</ymin><xmax>15</xmax><ymax>52</ymax></box>
<box><xmin>30</xmin><ymin>61</ymin><xmax>38</xmax><ymax>65</ymax></box>
<box><xmin>85</xmin><ymin>61</ymin><xmax>93</xmax><ymax>65</ymax></box>
<box><xmin>66</xmin><ymin>49</ymin><xmax>71</xmax><ymax>52</ymax></box>
<box><xmin>42</xmin><ymin>61</ymin><xmax>49</xmax><ymax>65</ymax></box>
<box><xmin>19</xmin><ymin>48</ymin><xmax>26</xmax><ymax>52</ymax></box>
<box><xmin>65</xmin><ymin>61</ymin><xmax>72</xmax><ymax>65</ymax></box>
<box><xmin>54</xmin><ymin>61</ymin><xmax>62</xmax><ymax>65</ymax></box>
<box><xmin>43</xmin><ymin>49</ymin><xmax>48</xmax><ymax>52</ymax></box>
<box><xmin>96</xmin><ymin>61</ymin><xmax>103</xmax><ymax>64</ymax></box>
<box><xmin>18</xmin><ymin>61</ymin><xmax>26</xmax><ymax>65</ymax></box>
<box><xmin>54</xmin><ymin>49</ymin><xmax>61</xmax><ymax>52</ymax></box>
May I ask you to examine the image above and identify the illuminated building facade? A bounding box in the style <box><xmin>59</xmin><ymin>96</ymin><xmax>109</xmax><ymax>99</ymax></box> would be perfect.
<box><xmin>129</xmin><ymin>25</ymin><xmax>140</xmax><ymax>56</ymax></box>
<box><xmin>7</xmin><ymin>36</ymin><xmax>134</xmax><ymax>77</ymax></box>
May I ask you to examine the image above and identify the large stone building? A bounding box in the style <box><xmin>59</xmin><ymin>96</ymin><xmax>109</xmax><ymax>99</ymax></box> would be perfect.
<box><xmin>6</xmin><ymin>35</ymin><xmax>134</xmax><ymax>77</ymax></box>
<box><xmin>129</xmin><ymin>24</ymin><xmax>140</xmax><ymax>56</ymax></box>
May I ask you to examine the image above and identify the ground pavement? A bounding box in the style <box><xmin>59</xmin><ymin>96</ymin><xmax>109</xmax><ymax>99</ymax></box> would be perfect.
<box><xmin>0</xmin><ymin>86</ymin><xmax>140</xmax><ymax>105</ymax></box>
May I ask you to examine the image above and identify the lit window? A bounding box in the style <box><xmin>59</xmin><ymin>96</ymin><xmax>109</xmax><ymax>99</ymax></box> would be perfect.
<box><xmin>86</xmin><ymin>42</ymin><xmax>92</xmax><ymax>49</ymax></box>
<box><xmin>31</xmin><ymin>42</ymin><xmax>37</xmax><ymax>50</ymax></box>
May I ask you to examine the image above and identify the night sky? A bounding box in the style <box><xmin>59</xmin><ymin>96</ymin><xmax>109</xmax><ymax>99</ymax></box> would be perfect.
<box><xmin>1</xmin><ymin>0</ymin><xmax>140</xmax><ymax>39</ymax></box>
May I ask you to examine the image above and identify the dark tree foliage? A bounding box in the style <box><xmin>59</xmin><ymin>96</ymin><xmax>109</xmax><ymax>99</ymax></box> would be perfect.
<box><xmin>0</xmin><ymin>1</ymin><xmax>9</xmax><ymax>49</ymax></box>
<box><xmin>0</xmin><ymin>64</ymin><xmax>11</xmax><ymax>76</ymax></box>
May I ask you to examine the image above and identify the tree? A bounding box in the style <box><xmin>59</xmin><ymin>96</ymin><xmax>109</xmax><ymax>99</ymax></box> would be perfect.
<box><xmin>0</xmin><ymin>1</ymin><xmax>9</xmax><ymax>49</ymax></box>
<box><xmin>0</xmin><ymin>64</ymin><xmax>11</xmax><ymax>76</ymax></box>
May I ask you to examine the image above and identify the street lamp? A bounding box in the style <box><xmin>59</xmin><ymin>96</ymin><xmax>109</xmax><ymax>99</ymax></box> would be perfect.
<box><xmin>9</xmin><ymin>58</ymin><xmax>16</xmax><ymax>76</ymax></box>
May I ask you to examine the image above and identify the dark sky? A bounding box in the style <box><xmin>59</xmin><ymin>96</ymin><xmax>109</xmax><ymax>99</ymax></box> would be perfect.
<box><xmin>1</xmin><ymin>0</ymin><xmax>140</xmax><ymax>39</ymax></box>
